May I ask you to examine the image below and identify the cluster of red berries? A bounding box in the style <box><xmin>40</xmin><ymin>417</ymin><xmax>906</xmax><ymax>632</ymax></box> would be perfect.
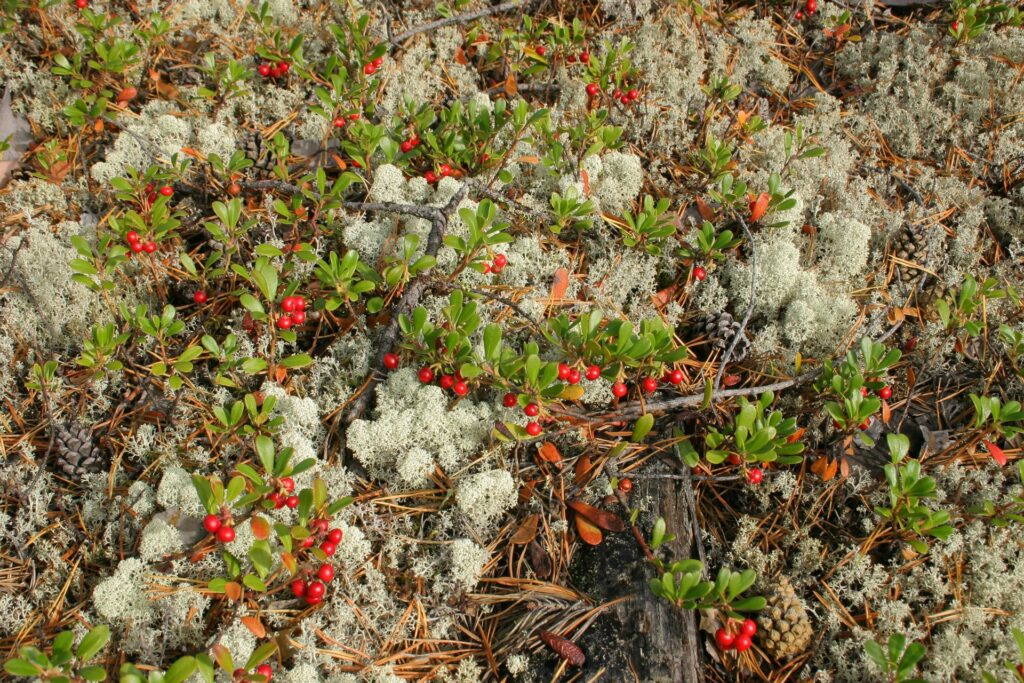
<box><xmin>275</xmin><ymin>295</ymin><xmax>308</xmax><ymax>330</ymax></box>
<box><xmin>584</xmin><ymin>84</ymin><xmax>641</xmax><ymax>106</ymax></box>
<box><xmin>610</xmin><ymin>369</ymin><xmax>685</xmax><ymax>399</ymax></box>
<box><xmin>139</xmin><ymin>182</ymin><xmax>173</xmax><ymax>209</ymax></box>
<box><xmin>795</xmin><ymin>0</ymin><xmax>816</xmax><ymax>20</ymax></box>
<box><xmin>715</xmin><ymin>618</ymin><xmax>757</xmax><ymax>653</ymax></box>
<box><xmin>363</xmin><ymin>56</ymin><xmax>384</xmax><ymax>76</ymax></box>
<box><xmin>332</xmin><ymin>112</ymin><xmax>361</xmax><ymax>128</ymax></box>
<box><xmin>203</xmin><ymin>513</ymin><xmax>236</xmax><ymax>544</ymax></box>
<box><xmin>257</xmin><ymin>61</ymin><xmax>290</xmax><ymax>79</ymax></box>
<box><xmin>125</xmin><ymin>230</ymin><xmax>157</xmax><ymax>254</ymax></box>
<box><xmin>265</xmin><ymin>476</ymin><xmax>299</xmax><ymax>509</ymax></box>
<box><xmin>399</xmin><ymin>132</ymin><xmax>421</xmax><ymax>154</ymax></box>
<box><xmin>424</xmin><ymin>162</ymin><xmax>456</xmax><ymax>184</ymax></box>
<box><xmin>481</xmin><ymin>252</ymin><xmax>508</xmax><ymax>275</ymax></box>
<box><xmin>413</xmin><ymin>363</ymin><xmax>473</xmax><ymax>397</ymax></box>
<box><xmin>290</xmin><ymin>560</ymin><xmax>337</xmax><ymax>606</ymax></box>
<box><xmin>565</xmin><ymin>50</ymin><xmax>591</xmax><ymax>64</ymax></box>
<box><xmin>232</xmin><ymin>664</ymin><xmax>273</xmax><ymax>682</ymax></box>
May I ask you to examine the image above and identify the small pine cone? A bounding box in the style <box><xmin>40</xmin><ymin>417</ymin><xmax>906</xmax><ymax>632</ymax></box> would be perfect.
<box><xmin>54</xmin><ymin>422</ymin><xmax>105</xmax><ymax>477</ymax></box>
<box><xmin>757</xmin><ymin>577</ymin><xmax>814</xmax><ymax>660</ymax></box>
<box><xmin>697</xmin><ymin>311</ymin><xmax>750</xmax><ymax>363</ymax></box>
<box><xmin>892</xmin><ymin>223</ymin><xmax>932</xmax><ymax>286</ymax></box>
<box><xmin>242</xmin><ymin>131</ymin><xmax>274</xmax><ymax>173</ymax></box>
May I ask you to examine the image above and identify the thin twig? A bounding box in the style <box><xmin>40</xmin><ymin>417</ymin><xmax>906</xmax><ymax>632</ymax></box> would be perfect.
<box><xmin>713</xmin><ymin>215</ymin><xmax>756</xmax><ymax>393</ymax></box>
<box><xmin>388</xmin><ymin>0</ymin><xmax>530</xmax><ymax>45</ymax></box>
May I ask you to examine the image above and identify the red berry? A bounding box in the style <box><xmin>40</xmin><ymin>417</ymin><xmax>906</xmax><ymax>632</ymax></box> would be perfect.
<box><xmin>567</xmin><ymin>54</ymin><xmax>576</xmax><ymax>63</ymax></box>
<box><xmin>734</xmin><ymin>634</ymin><xmax>752</xmax><ymax>652</ymax></box>
<box><xmin>424</xmin><ymin>171</ymin><xmax>437</xmax><ymax>184</ymax></box>
<box><xmin>620</xmin><ymin>95</ymin><xmax>630</xmax><ymax>105</ymax></box>
<box><xmin>503</xmin><ymin>392</ymin><xmax>518</xmax><ymax>407</ymax></box>
<box><xmin>126</xmin><ymin>230</ymin><xmax>140</xmax><ymax>243</ymax></box>
<box><xmin>585</xmin><ymin>365</ymin><xmax>601</xmax><ymax>381</ymax></box>
<box><xmin>130</xmin><ymin>241</ymin><xmax>144</xmax><ymax>253</ymax></box>
<box><xmin>805</xmin><ymin>0</ymin><xmax>816</xmax><ymax>11</ymax></box>
<box><xmin>285</xmin><ymin>495</ymin><xmax>299</xmax><ymax>508</ymax></box>
<box><xmin>291</xmin><ymin>310</ymin><xmax>306</xmax><ymax>325</ymax></box>
<box><xmin>613</xmin><ymin>89</ymin><xmax>622</xmax><ymax>99</ymax></box>
<box><xmin>952</xmin><ymin>20</ymin><xmax>960</xmax><ymax>31</ymax></box>
<box><xmin>439</xmin><ymin>375</ymin><xmax>454</xmax><ymax>390</ymax></box>
<box><xmin>491</xmin><ymin>263</ymin><xmax>503</xmax><ymax>275</ymax></box>
<box><xmin>320</xmin><ymin>542</ymin><xmax>336</xmax><ymax>556</ymax></box>
<box><xmin>317</xmin><ymin>564</ymin><xmax>335</xmax><ymax>582</ymax></box>
<box><xmin>410</xmin><ymin>134</ymin><xmax>420</xmax><ymax>145</ymax></box>
<box><xmin>291</xmin><ymin>579</ymin><xmax>307</xmax><ymax>597</ymax></box>
<box><xmin>333</xmin><ymin>116</ymin><xmax>346</xmax><ymax>128</ymax></box>
<box><xmin>276</xmin><ymin>316</ymin><xmax>293</xmax><ymax>330</ymax></box>
<box><xmin>294</xmin><ymin>296</ymin><xmax>307</xmax><ymax>311</ymax></box>
<box><xmin>612</xmin><ymin>382</ymin><xmax>628</xmax><ymax>398</ymax></box>
<box><xmin>234</xmin><ymin>669</ymin><xmax>246</xmax><ymax>679</ymax></box>
<box><xmin>280</xmin><ymin>477</ymin><xmax>294</xmax><ymax>492</ymax></box>
<box><xmin>524</xmin><ymin>403</ymin><xmax>540</xmax><ymax>417</ymax></box>
<box><xmin>301</xmin><ymin>537</ymin><xmax>315</xmax><ymax>548</ymax></box>
<box><xmin>383</xmin><ymin>352</ymin><xmax>400</xmax><ymax>370</ymax></box>
<box><xmin>879</xmin><ymin>386</ymin><xmax>892</xmax><ymax>400</ymax></box>
<box><xmin>693</xmin><ymin>266</ymin><xmax>707</xmax><ymax>281</ymax></box>
<box><xmin>203</xmin><ymin>514</ymin><xmax>221</xmax><ymax>533</ymax></box>
<box><xmin>535</xmin><ymin>45</ymin><xmax>546</xmax><ymax>56</ymax></box>
<box><xmin>525</xmin><ymin>422</ymin><xmax>542</xmax><ymax>437</ymax></box>
<box><xmin>418</xmin><ymin>367</ymin><xmax>435</xmax><ymax>383</ymax></box>
<box><xmin>143</xmin><ymin>241</ymin><xmax>157</xmax><ymax>253</ymax></box>
<box><xmin>860</xmin><ymin>387</ymin><xmax>868</xmax><ymax>397</ymax></box>
<box><xmin>282</xmin><ymin>296</ymin><xmax>297</xmax><ymax>312</ymax></box>
<box><xmin>580</xmin><ymin>51</ymin><xmax>590</xmax><ymax>63</ymax></box>
<box><xmin>795</xmin><ymin>10</ymin><xmax>804</xmax><ymax>19</ymax></box>
<box><xmin>860</xmin><ymin>419</ymin><xmax>871</xmax><ymax>431</ymax></box>
<box><xmin>585</xmin><ymin>83</ymin><xmax>599</xmax><ymax>97</ymax></box>
<box><xmin>728</xmin><ymin>453</ymin><xmax>742</xmax><ymax>466</ymax></box>
<box><xmin>372</xmin><ymin>57</ymin><xmax>383</xmax><ymax>68</ymax></box>
<box><xmin>567</xmin><ymin>368</ymin><xmax>581</xmax><ymax>384</ymax></box>
<box><xmin>715</xmin><ymin>628</ymin><xmax>735</xmax><ymax>650</ymax></box>
<box><xmin>493</xmin><ymin>253</ymin><xmax>507</xmax><ymax>268</ymax></box>
<box><xmin>159</xmin><ymin>185</ymin><xmax>173</xmax><ymax>197</ymax></box>
<box><xmin>306</xmin><ymin>580</ymin><xmax>325</xmax><ymax>599</ymax></box>
<box><xmin>627</xmin><ymin>89</ymin><xmax>639</xmax><ymax>100</ymax></box>
<box><xmin>618</xmin><ymin>478</ymin><xmax>633</xmax><ymax>492</ymax></box>
<box><xmin>741</xmin><ymin>618</ymin><xmax>757</xmax><ymax>637</ymax></box>
<box><xmin>216</xmin><ymin>526</ymin><xmax>235</xmax><ymax>543</ymax></box>
<box><xmin>482</xmin><ymin>262</ymin><xmax>492</xmax><ymax>274</ymax></box>
<box><xmin>277</xmin><ymin>61</ymin><xmax>289</xmax><ymax>74</ymax></box>
<box><xmin>74</xmin><ymin>0</ymin><xmax>87</xmax><ymax>7</ymax></box>
<box><xmin>193</xmin><ymin>291</ymin><xmax>208</xmax><ymax>304</ymax></box>
<box><xmin>146</xmin><ymin>192</ymin><xmax>157</xmax><ymax>205</ymax></box>
<box><xmin>440</xmin><ymin>163</ymin><xmax>452</xmax><ymax>177</ymax></box>
<box><xmin>258</xmin><ymin>63</ymin><xmax>272</xmax><ymax>77</ymax></box>
<box><xmin>400</xmin><ymin>140</ymin><xmax>413</xmax><ymax>153</ymax></box>
<box><xmin>668</xmin><ymin>369</ymin><xmax>684</xmax><ymax>385</ymax></box>
<box><xmin>748</xmin><ymin>468</ymin><xmax>763</xmax><ymax>485</ymax></box>
<box><xmin>327</xmin><ymin>528</ymin><xmax>343</xmax><ymax>544</ymax></box>
<box><xmin>268</xmin><ymin>491</ymin><xmax>284</xmax><ymax>508</ymax></box>
<box><xmin>316</xmin><ymin>519</ymin><xmax>330</xmax><ymax>532</ymax></box>
<box><xmin>453</xmin><ymin>381</ymin><xmax>469</xmax><ymax>396</ymax></box>
<box><xmin>641</xmin><ymin>377</ymin><xmax>658</xmax><ymax>393</ymax></box>
<box><xmin>557</xmin><ymin>363</ymin><xmax>571</xmax><ymax>380</ymax></box>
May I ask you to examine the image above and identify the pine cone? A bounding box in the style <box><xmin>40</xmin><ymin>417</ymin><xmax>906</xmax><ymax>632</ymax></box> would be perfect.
<box><xmin>54</xmin><ymin>422</ymin><xmax>105</xmax><ymax>477</ymax></box>
<box><xmin>757</xmin><ymin>577</ymin><xmax>813</xmax><ymax>660</ymax></box>
<box><xmin>242</xmin><ymin>131</ymin><xmax>274</xmax><ymax>173</ymax></box>
<box><xmin>696</xmin><ymin>311</ymin><xmax>750</xmax><ymax>363</ymax></box>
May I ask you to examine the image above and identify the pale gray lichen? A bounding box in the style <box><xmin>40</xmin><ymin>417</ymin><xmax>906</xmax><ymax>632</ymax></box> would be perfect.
<box><xmin>447</xmin><ymin>538</ymin><xmax>491</xmax><ymax>591</ymax></box>
<box><xmin>455</xmin><ymin>469</ymin><xmax>516</xmax><ymax>529</ymax></box>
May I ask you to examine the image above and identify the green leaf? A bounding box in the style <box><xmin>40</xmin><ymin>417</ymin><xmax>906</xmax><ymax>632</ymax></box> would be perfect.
<box><xmin>76</xmin><ymin>624</ymin><xmax>110</xmax><ymax>661</ymax></box>
<box><xmin>244</xmin><ymin>642</ymin><xmax>278</xmax><ymax>671</ymax></box>
<box><xmin>79</xmin><ymin>665</ymin><xmax>107</xmax><ymax>681</ymax></box>
<box><xmin>4</xmin><ymin>659</ymin><xmax>41</xmax><ymax>677</ymax></box>
<box><xmin>280</xmin><ymin>353</ymin><xmax>313</xmax><ymax>368</ymax></box>
<box><xmin>162</xmin><ymin>656</ymin><xmax>197</xmax><ymax>683</ymax></box>
<box><xmin>631</xmin><ymin>414</ymin><xmax>654</xmax><ymax>442</ymax></box>
<box><xmin>255</xmin><ymin>435</ymin><xmax>275</xmax><ymax>474</ymax></box>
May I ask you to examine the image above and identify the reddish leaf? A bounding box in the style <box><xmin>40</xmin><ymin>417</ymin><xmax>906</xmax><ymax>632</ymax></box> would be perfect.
<box><xmin>881</xmin><ymin>400</ymin><xmax>892</xmax><ymax>424</ymax></box>
<box><xmin>281</xmin><ymin>551</ymin><xmax>297</xmax><ymax>575</ymax></box>
<box><xmin>787</xmin><ymin>427</ymin><xmax>805</xmax><ymax>444</ymax></box>
<box><xmin>983</xmin><ymin>440</ymin><xmax>1008</xmax><ymax>466</ymax></box>
<box><xmin>454</xmin><ymin>47</ymin><xmax>468</xmax><ymax>65</ymax></box>
<box><xmin>581</xmin><ymin>168</ymin><xmax>591</xmax><ymax>196</ymax></box>
<box><xmin>528</xmin><ymin>540</ymin><xmax>552</xmax><ymax>578</ymax></box>
<box><xmin>539</xmin><ymin>630</ymin><xmax>586</xmax><ymax>666</ymax></box>
<box><xmin>224</xmin><ymin>581</ymin><xmax>242</xmax><ymax>601</ymax></box>
<box><xmin>519</xmin><ymin>478</ymin><xmax>538</xmax><ymax>503</ymax></box>
<box><xmin>696</xmin><ymin>197</ymin><xmax>716</xmax><ymax>221</ymax></box>
<box><xmin>574</xmin><ymin>455</ymin><xmax>593</xmax><ymax>485</ymax></box>
<box><xmin>574</xmin><ymin>514</ymin><xmax>603</xmax><ymax>545</ymax></box>
<box><xmin>749</xmin><ymin>192</ymin><xmax>770</xmax><ymax>222</ymax></box>
<box><xmin>250</xmin><ymin>515</ymin><xmax>270</xmax><ymax>540</ymax></box>
<box><xmin>537</xmin><ymin>442</ymin><xmax>562</xmax><ymax>464</ymax></box>
<box><xmin>568</xmin><ymin>500</ymin><xmax>625</xmax><ymax>532</ymax></box>
<box><xmin>549</xmin><ymin>267</ymin><xmax>569</xmax><ymax>302</ymax></box>
<box><xmin>722</xmin><ymin>374</ymin><xmax>741</xmax><ymax>387</ymax></box>
<box><xmin>811</xmin><ymin>456</ymin><xmax>838</xmax><ymax>482</ymax></box>
<box><xmin>241</xmin><ymin>615</ymin><xmax>266</xmax><ymax>638</ymax></box>
<box><xmin>510</xmin><ymin>514</ymin><xmax>539</xmax><ymax>544</ymax></box>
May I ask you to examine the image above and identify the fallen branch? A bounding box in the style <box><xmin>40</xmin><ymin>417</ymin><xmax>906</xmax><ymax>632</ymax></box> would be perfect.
<box><xmin>388</xmin><ymin>0</ymin><xmax>530</xmax><ymax>45</ymax></box>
